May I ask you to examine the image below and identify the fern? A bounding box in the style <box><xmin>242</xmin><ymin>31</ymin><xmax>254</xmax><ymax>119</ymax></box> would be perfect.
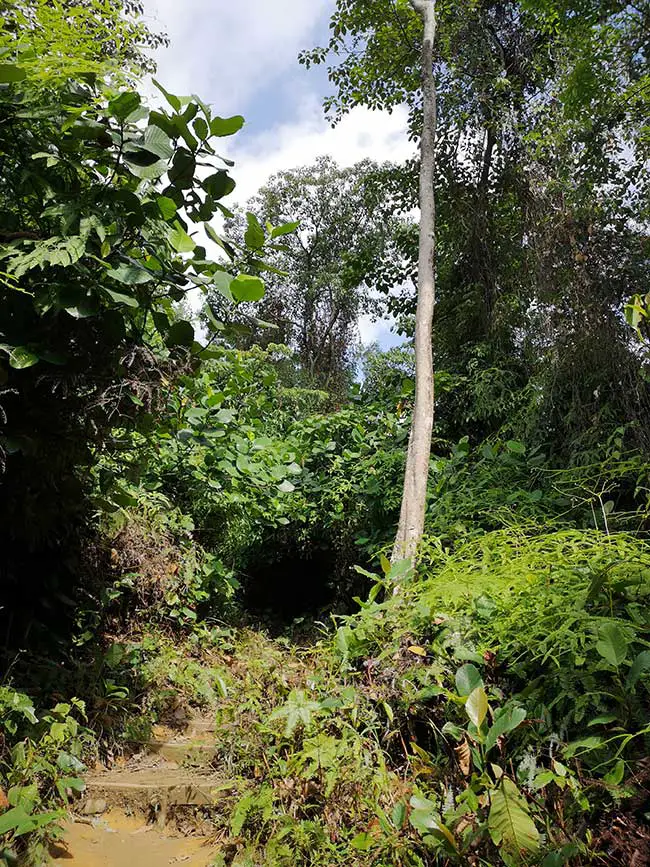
<box><xmin>6</xmin><ymin>235</ymin><xmax>88</xmax><ymax>278</ymax></box>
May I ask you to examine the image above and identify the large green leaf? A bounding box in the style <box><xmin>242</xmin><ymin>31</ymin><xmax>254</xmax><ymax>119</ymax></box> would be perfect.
<box><xmin>107</xmin><ymin>264</ymin><xmax>152</xmax><ymax>286</ymax></box>
<box><xmin>166</xmin><ymin>320</ymin><xmax>195</xmax><ymax>347</ymax></box>
<box><xmin>0</xmin><ymin>805</ymin><xmax>61</xmax><ymax>838</ymax></box>
<box><xmin>455</xmin><ymin>663</ymin><xmax>483</xmax><ymax>697</ymax></box>
<box><xmin>488</xmin><ymin>778</ymin><xmax>540</xmax><ymax>860</ymax></box>
<box><xmin>169</xmin><ymin>224</ymin><xmax>196</xmax><ymax>253</ymax></box>
<box><xmin>157</xmin><ymin>196</ymin><xmax>177</xmax><ymax>220</ymax></box>
<box><xmin>168</xmin><ymin>149</ymin><xmax>196</xmax><ymax>189</ymax></box>
<box><xmin>485</xmin><ymin>705</ymin><xmax>527</xmax><ymax>753</ymax></box>
<box><xmin>152</xmin><ymin>78</ymin><xmax>181</xmax><ymax>112</ymax></box>
<box><xmin>122</xmin><ymin>146</ymin><xmax>161</xmax><ymax>167</ymax></box>
<box><xmin>626</xmin><ymin>650</ymin><xmax>650</xmax><ymax>691</ymax></box>
<box><xmin>203</xmin><ymin>171</ymin><xmax>236</xmax><ymax>200</ymax></box>
<box><xmin>231</xmin><ymin>274</ymin><xmax>265</xmax><ymax>302</ymax></box>
<box><xmin>0</xmin><ymin>64</ymin><xmax>26</xmax><ymax>83</ymax></box>
<box><xmin>244</xmin><ymin>212</ymin><xmax>265</xmax><ymax>250</ymax></box>
<box><xmin>109</xmin><ymin>91</ymin><xmax>141</xmax><ymax>121</ymax></box>
<box><xmin>212</xmin><ymin>272</ymin><xmax>234</xmax><ymax>301</ymax></box>
<box><xmin>103</xmin><ymin>288</ymin><xmax>139</xmax><ymax>308</ymax></box>
<box><xmin>125</xmin><ymin>157</ymin><xmax>167</xmax><ymax>180</ymax></box>
<box><xmin>143</xmin><ymin>124</ymin><xmax>174</xmax><ymax>160</ymax></box>
<box><xmin>210</xmin><ymin>115</ymin><xmax>245</xmax><ymax>136</ymax></box>
<box><xmin>465</xmin><ymin>686</ymin><xmax>488</xmax><ymax>728</ymax></box>
<box><xmin>596</xmin><ymin>623</ymin><xmax>629</xmax><ymax>667</ymax></box>
<box><xmin>6</xmin><ymin>346</ymin><xmax>40</xmax><ymax>370</ymax></box>
<box><xmin>271</xmin><ymin>220</ymin><xmax>300</xmax><ymax>238</ymax></box>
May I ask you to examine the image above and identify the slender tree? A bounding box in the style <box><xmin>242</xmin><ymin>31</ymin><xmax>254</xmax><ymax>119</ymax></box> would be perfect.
<box><xmin>392</xmin><ymin>0</ymin><xmax>436</xmax><ymax>563</ymax></box>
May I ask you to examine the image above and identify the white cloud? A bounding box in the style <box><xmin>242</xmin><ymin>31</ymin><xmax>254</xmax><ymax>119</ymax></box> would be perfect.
<box><xmin>359</xmin><ymin>314</ymin><xmax>404</xmax><ymax>348</ymax></box>
<box><xmin>142</xmin><ymin>0</ymin><xmax>330</xmax><ymax>113</ymax></box>
<box><xmin>229</xmin><ymin>99</ymin><xmax>415</xmax><ymax>206</ymax></box>
<box><xmin>140</xmin><ymin>0</ymin><xmax>415</xmax><ymax>350</ymax></box>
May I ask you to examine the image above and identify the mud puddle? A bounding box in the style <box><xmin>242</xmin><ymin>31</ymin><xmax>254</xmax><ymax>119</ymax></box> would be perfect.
<box><xmin>53</xmin><ymin>810</ymin><xmax>217</xmax><ymax>866</ymax></box>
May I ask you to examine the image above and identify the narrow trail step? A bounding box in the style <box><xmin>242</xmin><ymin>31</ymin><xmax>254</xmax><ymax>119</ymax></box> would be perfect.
<box><xmin>80</xmin><ymin>713</ymin><xmax>224</xmax><ymax>824</ymax></box>
<box><xmin>83</xmin><ymin>766</ymin><xmax>230</xmax><ymax>826</ymax></box>
<box><xmin>125</xmin><ymin>739</ymin><xmax>217</xmax><ymax>764</ymax></box>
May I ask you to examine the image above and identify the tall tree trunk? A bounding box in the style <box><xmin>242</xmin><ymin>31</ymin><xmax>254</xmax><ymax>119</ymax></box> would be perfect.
<box><xmin>392</xmin><ymin>0</ymin><xmax>437</xmax><ymax>565</ymax></box>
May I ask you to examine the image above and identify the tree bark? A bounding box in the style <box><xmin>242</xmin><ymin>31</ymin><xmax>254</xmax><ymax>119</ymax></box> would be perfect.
<box><xmin>392</xmin><ymin>0</ymin><xmax>437</xmax><ymax>566</ymax></box>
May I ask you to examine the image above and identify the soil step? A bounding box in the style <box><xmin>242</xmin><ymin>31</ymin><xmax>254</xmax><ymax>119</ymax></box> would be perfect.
<box><xmin>125</xmin><ymin>714</ymin><xmax>218</xmax><ymax>766</ymax></box>
<box><xmin>128</xmin><ymin>739</ymin><xmax>217</xmax><ymax>765</ymax></box>
<box><xmin>186</xmin><ymin>717</ymin><xmax>217</xmax><ymax>737</ymax></box>
<box><xmin>83</xmin><ymin>766</ymin><xmax>230</xmax><ymax>825</ymax></box>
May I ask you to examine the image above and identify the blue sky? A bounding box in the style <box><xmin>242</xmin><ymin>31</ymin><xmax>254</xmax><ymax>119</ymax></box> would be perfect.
<box><xmin>141</xmin><ymin>0</ymin><xmax>411</xmax><ymax>347</ymax></box>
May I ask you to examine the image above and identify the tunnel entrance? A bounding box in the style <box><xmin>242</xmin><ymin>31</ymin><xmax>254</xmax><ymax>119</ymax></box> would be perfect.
<box><xmin>240</xmin><ymin>548</ymin><xmax>338</xmax><ymax>624</ymax></box>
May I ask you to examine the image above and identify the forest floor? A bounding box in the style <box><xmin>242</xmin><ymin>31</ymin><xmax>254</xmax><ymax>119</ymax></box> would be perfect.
<box><xmin>52</xmin><ymin>627</ymin><xmax>323</xmax><ymax>867</ymax></box>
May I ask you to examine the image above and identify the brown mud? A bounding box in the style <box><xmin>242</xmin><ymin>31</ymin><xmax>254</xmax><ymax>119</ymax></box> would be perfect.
<box><xmin>52</xmin><ymin>810</ymin><xmax>217</xmax><ymax>866</ymax></box>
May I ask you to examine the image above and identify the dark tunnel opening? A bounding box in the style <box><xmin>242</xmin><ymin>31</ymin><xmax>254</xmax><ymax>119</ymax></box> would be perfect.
<box><xmin>239</xmin><ymin>549</ymin><xmax>339</xmax><ymax>625</ymax></box>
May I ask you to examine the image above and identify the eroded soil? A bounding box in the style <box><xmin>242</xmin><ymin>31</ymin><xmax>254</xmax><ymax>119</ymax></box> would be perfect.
<box><xmin>53</xmin><ymin>810</ymin><xmax>217</xmax><ymax>866</ymax></box>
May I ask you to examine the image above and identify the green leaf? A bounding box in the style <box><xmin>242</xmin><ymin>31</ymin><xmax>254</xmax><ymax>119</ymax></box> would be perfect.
<box><xmin>210</xmin><ymin>115</ymin><xmax>245</xmax><ymax>136</ymax></box>
<box><xmin>169</xmin><ymin>224</ymin><xmax>196</xmax><ymax>253</ymax></box>
<box><xmin>168</xmin><ymin>149</ymin><xmax>196</xmax><ymax>189</ymax></box>
<box><xmin>505</xmin><ymin>440</ymin><xmax>526</xmax><ymax>454</ymax></box>
<box><xmin>231</xmin><ymin>274</ymin><xmax>265</xmax><ymax>303</ymax></box>
<box><xmin>193</xmin><ymin>117</ymin><xmax>209</xmax><ymax>140</ymax></box>
<box><xmin>124</xmin><ymin>156</ymin><xmax>167</xmax><ymax>180</ymax></box>
<box><xmin>143</xmin><ymin>124</ymin><xmax>174</xmax><ymax>160</ymax></box>
<box><xmin>465</xmin><ymin>686</ymin><xmax>488</xmax><ymax>728</ymax></box>
<box><xmin>278</xmin><ymin>480</ymin><xmax>295</xmax><ymax>493</ymax></box>
<box><xmin>166</xmin><ymin>320</ymin><xmax>195</xmax><ymax>347</ymax></box>
<box><xmin>204</xmin><ymin>223</ymin><xmax>235</xmax><ymax>259</ymax></box>
<box><xmin>157</xmin><ymin>196</ymin><xmax>177</xmax><ymax>220</ymax></box>
<box><xmin>408</xmin><ymin>797</ymin><xmax>457</xmax><ymax>849</ymax></box>
<box><xmin>587</xmin><ymin>713</ymin><xmax>618</xmax><ymax>727</ymax></box>
<box><xmin>485</xmin><ymin>705</ymin><xmax>527</xmax><ymax>753</ymax></box>
<box><xmin>203</xmin><ymin>171</ymin><xmax>236</xmax><ymax>200</ymax></box>
<box><xmin>350</xmin><ymin>832</ymin><xmax>373</xmax><ymax>851</ymax></box>
<box><xmin>244</xmin><ymin>213</ymin><xmax>265</xmax><ymax>250</ymax></box>
<box><xmin>0</xmin><ymin>806</ymin><xmax>29</xmax><ymax>836</ymax></box>
<box><xmin>595</xmin><ymin>623</ymin><xmax>629</xmax><ymax>667</ymax></box>
<box><xmin>109</xmin><ymin>91</ymin><xmax>141</xmax><ymax>121</ymax></box>
<box><xmin>271</xmin><ymin>221</ymin><xmax>300</xmax><ymax>238</ymax></box>
<box><xmin>148</xmin><ymin>109</ymin><xmax>177</xmax><ymax>139</ymax></box>
<box><xmin>0</xmin><ymin>805</ymin><xmax>61</xmax><ymax>838</ymax></box>
<box><xmin>455</xmin><ymin>664</ymin><xmax>483</xmax><ymax>697</ymax></box>
<box><xmin>152</xmin><ymin>78</ymin><xmax>181</xmax><ymax>112</ymax></box>
<box><xmin>392</xmin><ymin>801</ymin><xmax>406</xmax><ymax>829</ymax></box>
<box><xmin>107</xmin><ymin>263</ymin><xmax>152</xmax><ymax>285</ymax></box>
<box><xmin>8</xmin><ymin>347</ymin><xmax>39</xmax><ymax>370</ymax></box>
<box><xmin>103</xmin><ymin>288</ymin><xmax>138</xmax><ymax>308</ymax></box>
<box><xmin>626</xmin><ymin>650</ymin><xmax>650</xmax><ymax>691</ymax></box>
<box><xmin>0</xmin><ymin>64</ymin><xmax>26</xmax><ymax>83</ymax></box>
<box><xmin>603</xmin><ymin>759</ymin><xmax>625</xmax><ymax>786</ymax></box>
<box><xmin>122</xmin><ymin>146</ymin><xmax>161</xmax><ymax>167</ymax></box>
<box><xmin>211</xmin><ymin>271</ymin><xmax>234</xmax><ymax>302</ymax></box>
<box><xmin>488</xmin><ymin>778</ymin><xmax>540</xmax><ymax>859</ymax></box>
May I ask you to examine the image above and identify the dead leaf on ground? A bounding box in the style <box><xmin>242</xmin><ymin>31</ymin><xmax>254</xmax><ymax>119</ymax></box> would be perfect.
<box><xmin>455</xmin><ymin>739</ymin><xmax>472</xmax><ymax>776</ymax></box>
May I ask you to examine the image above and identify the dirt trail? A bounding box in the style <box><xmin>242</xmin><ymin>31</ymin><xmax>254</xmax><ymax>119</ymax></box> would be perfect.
<box><xmin>54</xmin><ymin>715</ymin><xmax>222</xmax><ymax>866</ymax></box>
<box><xmin>54</xmin><ymin>810</ymin><xmax>216</xmax><ymax>866</ymax></box>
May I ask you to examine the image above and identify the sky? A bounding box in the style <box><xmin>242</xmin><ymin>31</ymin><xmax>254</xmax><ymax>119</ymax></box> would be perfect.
<box><xmin>141</xmin><ymin>0</ymin><xmax>413</xmax><ymax>348</ymax></box>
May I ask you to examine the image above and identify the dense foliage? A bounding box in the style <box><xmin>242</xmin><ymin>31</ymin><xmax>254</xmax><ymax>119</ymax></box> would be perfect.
<box><xmin>1</xmin><ymin>0</ymin><xmax>650</xmax><ymax>864</ymax></box>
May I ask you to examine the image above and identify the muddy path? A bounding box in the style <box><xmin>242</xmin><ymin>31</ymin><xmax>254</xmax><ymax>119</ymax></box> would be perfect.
<box><xmin>52</xmin><ymin>714</ymin><xmax>223</xmax><ymax>866</ymax></box>
<box><xmin>53</xmin><ymin>810</ymin><xmax>217</xmax><ymax>866</ymax></box>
